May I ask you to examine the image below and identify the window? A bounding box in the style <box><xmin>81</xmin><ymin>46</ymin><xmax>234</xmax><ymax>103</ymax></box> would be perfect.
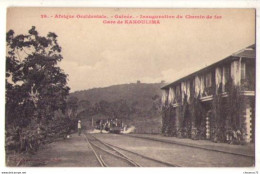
<box><xmin>176</xmin><ymin>85</ymin><xmax>181</xmax><ymax>102</ymax></box>
<box><xmin>205</xmin><ymin>73</ymin><xmax>212</xmax><ymax>87</ymax></box>
<box><xmin>176</xmin><ymin>85</ymin><xmax>181</xmax><ymax>96</ymax></box>
<box><xmin>224</xmin><ymin>65</ymin><xmax>230</xmax><ymax>82</ymax></box>
<box><xmin>241</xmin><ymin>62</ymin><xmax>246</xmax><ymax>80</ymax></box>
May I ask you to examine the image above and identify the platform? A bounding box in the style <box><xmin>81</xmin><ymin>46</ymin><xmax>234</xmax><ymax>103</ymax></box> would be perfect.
<box><xmin>127</xmin><ymin>134</ymin><xmax>255</xmax><ymax>157</ymax></box>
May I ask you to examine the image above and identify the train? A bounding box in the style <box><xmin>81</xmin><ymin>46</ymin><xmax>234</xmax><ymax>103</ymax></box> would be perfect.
<box><xmin>95</xmin><ymin>118</ymin><xmax>123</xmax><ymax>134</ymax></box>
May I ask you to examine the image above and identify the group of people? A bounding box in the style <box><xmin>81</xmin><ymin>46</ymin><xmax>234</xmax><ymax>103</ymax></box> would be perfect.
<box><xmin>225</xmin><ymin>128</ymin><xmax>243</xmax><ymax>144</ymax></box>
<box><xmin>96</xmin><ymin>118</ymin><xmax>122</xmax><ymax>132</ymax></box>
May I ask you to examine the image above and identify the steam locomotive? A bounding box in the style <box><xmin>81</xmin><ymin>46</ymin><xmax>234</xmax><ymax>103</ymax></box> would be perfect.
<box><xmin>96</xmin><ymin>119</ymin><xmax>123</xmax><ymax>134</ymax></box>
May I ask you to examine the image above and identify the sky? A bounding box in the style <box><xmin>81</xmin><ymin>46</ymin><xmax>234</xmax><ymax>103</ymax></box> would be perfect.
<box><xmin>6</xmin><ymin>8</ymin><xmax>255</xmax><ymax>92</ymax></box>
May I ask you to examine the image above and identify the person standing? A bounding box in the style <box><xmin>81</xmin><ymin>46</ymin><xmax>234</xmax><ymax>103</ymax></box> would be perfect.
<box><xmin>78</xmin><ymin>120</ymin><xmax>82</xmax><ymax>136</ymax></box>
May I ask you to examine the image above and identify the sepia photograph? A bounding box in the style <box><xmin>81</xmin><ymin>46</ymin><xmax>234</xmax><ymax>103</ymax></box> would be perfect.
<box><xmin>4</xmin><ymin>7</ymin><xmax>256</xmax><ymax>168</ymax></box>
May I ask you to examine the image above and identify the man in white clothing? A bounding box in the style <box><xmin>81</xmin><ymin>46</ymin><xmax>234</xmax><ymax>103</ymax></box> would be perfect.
<box><xmin>78</xmin><ymin>120</ymin><xmax>82</xmax><ymax>136</ymax></box>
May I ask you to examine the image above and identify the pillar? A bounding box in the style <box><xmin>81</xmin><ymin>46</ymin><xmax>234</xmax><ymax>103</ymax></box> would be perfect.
<box><xmin>206</xmin><ymin>116</ymin><xmax>210</xmax><ymax>139</ymax></box>
<box><xmin>242</xmin><ymin>98</ymin><xmax>253</xmax><ymax>143</ymax></box>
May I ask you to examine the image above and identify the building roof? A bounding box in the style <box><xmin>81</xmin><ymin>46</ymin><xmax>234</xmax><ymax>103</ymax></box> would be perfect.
<box><xmin>232</xmin><ymin>44</ymin><xmax>256</xmax><ymax>59</ymax></box>
<box><xmin>161</xmin><ymin>44</ymin><xmax>255</xmax><ymax>90</ymax></box>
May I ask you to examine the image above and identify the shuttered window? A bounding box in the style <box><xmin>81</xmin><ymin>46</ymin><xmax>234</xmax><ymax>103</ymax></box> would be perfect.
<box><xmin>241</xmin><ymin>62</ymin><xmax>246</xmax><ymax>80</ymax></box>
<box><xmin>224</xmin><ymin>65</ymin><xmax>230</xmax><ymax>81</ymax></box>
<box><xmin>205</xmin><ymin>73</ymin><xmax>212</xmax><ymax>87</ymax></box>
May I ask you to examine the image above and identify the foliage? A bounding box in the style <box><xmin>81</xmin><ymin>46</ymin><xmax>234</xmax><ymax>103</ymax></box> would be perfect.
<box><xmin>161</xmin><ymin>106</ymin><xmax>169</xmax><ymax>135</ymax></box>
<box><xmin>161</xmin><ymin>77</ymin><xmax>249</xmax><ymax>144</ymax></box>
<box><xmin>6</xmin><ymin>26</ymin><xmax>70</xmax><ymax>124</ymax></box>
<box><xmin>211</xmin><ymin>93</ymin><xmax>226</xmax><ymax>142</ymax></box>
<box><xmin>92</xmin><ymin>99</ymin><xmax>130</xmax><ymax>119</ymax></box>
<box><xmin>161</xmin><ymin>106</ymin><xmax>167</xmax><ymax>134</ymax></box>
<box><xmin>181</xmin><ymin>94</ymin><xmax>191</xmax><ymax>138</ymax></box>
<box><xmin>66</xmin><ymin>96</ymin><xmax>79</xmax><ymax>118</ymax></box>
<box><xmin>71</xmin><ymin>83</ymin><xmax>163</xmax><ymax>132</ymax></box>
<box><xmin>189</xmin><ymin>95</ymin><xmax>205</xmax><ymax>140</ymax></box>
<box><xmin>5</xmin><ymin>117</ymin><xmax>76</xmax><ymax>154</ymax></box>
<box><xmin>211</xmin><ymin>80</ymin><xmax>246</xmax><ymax>144</ymax></box>
<box><xmin>5</xmin><ymin>26</ymin><xmax>71</xmax><ymax>155</ymax></box>
<box><xmin>227</xmin><ymin>85</ymin><xmax>245</xmax><ymax>130</ymax></box>
<box><xmin>77</xmin><ymin>96</ymin><xmax>153</xmax><ymax>122</ymax></box>
<box><xmin>168</xmin><ymin>107</ymin><xmax>177</xmax><ymax>136</ymax></box>
<box><xmin>70</xmin><ymin>83</ymin><xmax>162</xmax><ymax>114</ymax></box>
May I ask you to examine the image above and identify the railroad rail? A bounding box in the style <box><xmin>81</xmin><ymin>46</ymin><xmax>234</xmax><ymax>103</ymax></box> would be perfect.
<box><xmin>122</xmin><ymin>134</ymin><xmax>254</xmax><ymax>159</ymax></box>
<box><xmin>88</xmin><ymin>134</ymin><xmax>180</xmax><ymax>167</ymax></box>
<box><xmin>85</xmin><ymin>133</ymin><xmax>141</xmax><ymax>167</ymax></box>
<box><xmin>85</xmin><ymin>135</ymin><xmax>106</xmax><ymax>167</ymax></box>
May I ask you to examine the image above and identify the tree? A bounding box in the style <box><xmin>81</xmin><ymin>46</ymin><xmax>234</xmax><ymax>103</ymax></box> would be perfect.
<box><xmin>66</xmin><ymin>96</ymin><xmax>79</xmax><ymax>118</ymax></box>
<box><xmin>6</xmin><ymin>26</ymin><xmax>70</xmax><ymax>126</ymax></box>
<box><xmin>152</xmin><ymin>95</ymin><xmax>161</xmax><ymax>112</ymax></box>
<box><xmin>99</xmin><ymin>100</ymin><xmax>112</xmax><ymax>116</ymax></box>
<box><xmin>77</xmin><ymin>99</ymin><xmax>92</xmax><ymax>115</ymax></box>
<box><xmin>118</xmin><ymin>100</ymin><xmax>130</xmax><ymax>118</ymax></box>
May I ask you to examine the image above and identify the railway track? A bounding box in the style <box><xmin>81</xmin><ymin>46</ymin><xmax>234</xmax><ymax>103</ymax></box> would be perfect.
<box><xmin>85</xmin><ymin>135</ymin><xmax>106</xmax><ymax>167</ymax></box>
<box><xmin>86</xmin><ymin>133</ymin><xmax>180</xmax><ymax>167</ymax></box>
<box><xmin>122</xmin><ymin>134</ymin><xmax>254</xmax><ymax>159</ymax></box>
<box><xmin>85</xmin><ymin>133</ymin><xmax>141</xmax><ymax>167</ymax></box>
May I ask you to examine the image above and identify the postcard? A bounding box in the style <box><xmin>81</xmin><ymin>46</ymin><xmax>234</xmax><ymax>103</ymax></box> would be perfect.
<box><xmin>3</xmin><ymin>6</ymin><xmax>258</xmax><ymax>173</ymax></box>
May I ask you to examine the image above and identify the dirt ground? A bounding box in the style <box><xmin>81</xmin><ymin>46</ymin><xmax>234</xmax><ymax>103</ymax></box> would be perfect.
<box><xmin>7</xmin><ymin>133</ymin><xmax>100</xmax><ymax>167</ymax></box>
<box><xmin>93</xmin><ymin>134</ymin><xmax>254</xmax><ymax>167</ymax></box>
<box><xmin>6</xmin><ymin>132</ymin><xmax>254</xmax><ymax>167</ymax></box>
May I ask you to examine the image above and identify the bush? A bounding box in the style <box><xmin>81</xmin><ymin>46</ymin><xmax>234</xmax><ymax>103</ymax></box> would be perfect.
<box><xmin>5</xmin><ymin>117</ymin><xmax>77</xmax><ymax>154</ymax></box>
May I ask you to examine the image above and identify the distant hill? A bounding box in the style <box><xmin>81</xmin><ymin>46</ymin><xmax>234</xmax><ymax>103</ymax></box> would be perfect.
<box><xmin>71</xmin><ymin>82</ymin><xmax>164</xmax><ymax>109</ymax></box>
<box><xmin>70</xmin><ymin>82</ymin><xmax>166</xmax><ymax>133</ymax></box>
<box><xmin>72</xmin><ymin>82</ymin><xmax>164</xmax><ymax>98</ymax></box>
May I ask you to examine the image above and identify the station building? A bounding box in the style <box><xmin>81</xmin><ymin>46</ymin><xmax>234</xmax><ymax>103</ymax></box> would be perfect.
<box><xmin>161</xmin><ymin>44</ymin><xmax>255</xmax><ymax>143</ymax></box>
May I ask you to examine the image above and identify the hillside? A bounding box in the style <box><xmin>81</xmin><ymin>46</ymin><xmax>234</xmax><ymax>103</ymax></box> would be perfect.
<box><xmin>70</xmin><ymin>82</ymin><xmax>166</xmax><ymax>133</ymax></box>
<box><xmin>72</xmin><ymin>82</ymin><xmax>164</xmax><ymax>99</ymax></box>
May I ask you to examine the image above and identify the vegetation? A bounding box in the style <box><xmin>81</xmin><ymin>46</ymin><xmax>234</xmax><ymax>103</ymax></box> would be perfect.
<box><xmin>161</xmin><ymin>105</ymin><xmax>169</xmax><ymax>136</ymax></box>
<box><xmin>161</xmin><ymin>79</ymin><xmax>249</xmax><ymax>144</ymax></box>
<box><xmin>210</xmin><ymin>80</ymin><xmax>246</xmax><ymax>144</ymax></box>
<box><xmin>5</xmin><ymin>27</ymin><xmax>74</xmax><ymax>156</ymax></box>
<box><xmin>70</xmin><ymin>83</ymin><xmax>164</xmax><ymax>133</ymax></box>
